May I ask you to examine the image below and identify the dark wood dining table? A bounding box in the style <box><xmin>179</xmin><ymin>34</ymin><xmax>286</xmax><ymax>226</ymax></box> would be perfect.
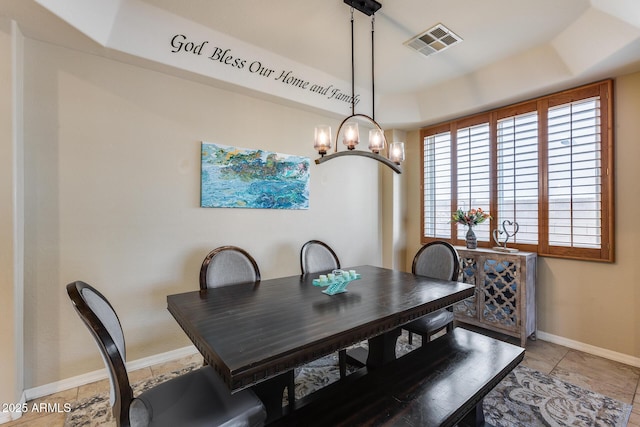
<box><xmin>167</xmin><ymin>265</ymin><xmax>474</xmax><ymax>416</ymax></box>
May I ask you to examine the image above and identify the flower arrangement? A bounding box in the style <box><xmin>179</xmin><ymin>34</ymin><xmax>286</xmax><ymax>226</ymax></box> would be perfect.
<box><xmin>451</xmin><ymin>207</ymin><xmax>491</xmax><ymax>227</ymax></box>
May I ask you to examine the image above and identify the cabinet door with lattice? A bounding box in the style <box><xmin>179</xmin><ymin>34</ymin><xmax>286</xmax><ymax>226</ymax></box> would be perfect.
<box><xmin>479</xmin><ymin>256</ymin><xmax>520</xmax><ymax>334</ymax></box>
<box><xmin>453</xmin><ymin>255</ymin><xmax>478</xmax><ymax>319</ymax></box>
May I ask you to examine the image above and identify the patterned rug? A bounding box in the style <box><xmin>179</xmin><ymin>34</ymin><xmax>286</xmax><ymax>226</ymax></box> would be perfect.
<box><xmin>484</xmin><ymin>365</ymin><xmax>632</xmax><ymax>427</ymax></box>
<box><xmin>65</xmin><ymin>333</ymin><xmax>632</xmax><ymax>426</ymax></box>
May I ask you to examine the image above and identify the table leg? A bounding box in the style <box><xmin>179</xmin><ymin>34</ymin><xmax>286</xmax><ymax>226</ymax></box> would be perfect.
<box><xmin>251</xmin><ymin>370</ymin><xmax>294</xmax><ymax>423</ymax></box>
<box><xmin>338</xmin><ymin>349</ymin><xmax>347</xmax><ymax>378</ymax></box>
<box><xmin>366</xmin><ymin>327</ymin><xmax>402</xmax><ymax>368</ymax></box>
<box><xmin>345</xmin><ymin>328</ymin><xmax>402</xmax><ymax>370</ymax></box>
<box><xmin>459</xmin><ymin>398</ymin><xmax>486</xmax><ymax>427</ymax></box>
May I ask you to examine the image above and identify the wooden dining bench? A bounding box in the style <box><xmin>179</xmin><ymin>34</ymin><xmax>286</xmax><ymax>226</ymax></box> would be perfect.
<box><xmin>272</xmin><ymin>327</ymin><xmax>525</xmax><ymax>427</ymax></box>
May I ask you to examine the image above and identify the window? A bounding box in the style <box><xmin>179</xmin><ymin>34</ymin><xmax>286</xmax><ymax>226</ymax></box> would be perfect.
<box><xmin>420</xmin><ymin>80</ymin><xmax>613</xmax><ymax>262</ymax></box>
<box><xmin>547</xmin><ymin>98</ymin><xmax>602</xmax><ymax>249</ymax></box>
<box><xmin>423</xmin><ymin>130</ymin><xmax>452</xmax><ymax>238</ymax></box>
<box><xmin>496</xmin><ymin>110</ymin><xmax>538</xmax><ymax>244</ymax></box>
<box><xmin>456</xmin><ymin>122</ymin><xmax>491</xmax><ymax>242</ymax></box>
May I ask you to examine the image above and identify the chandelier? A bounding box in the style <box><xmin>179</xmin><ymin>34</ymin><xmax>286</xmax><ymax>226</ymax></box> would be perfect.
<box><xmin>313</xmin><ymin>0</ymin><xmax>405</xmax><ymax>174</ymax></box>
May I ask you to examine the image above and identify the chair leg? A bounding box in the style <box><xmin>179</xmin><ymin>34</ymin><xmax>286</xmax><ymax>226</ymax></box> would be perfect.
<box><xmin>408</xmin><ymin>331</ymin><xmax>413</xmax><ymax>345</ymax></box>
<box><xmin>338</xmin><ymin>349</ymin><xmax>347</xmax><ymax>378</ymax></box>
<box><xmin>422</xmin><ymin>333</ymin><xmax>430</xmax><ymax>346</ymax></box>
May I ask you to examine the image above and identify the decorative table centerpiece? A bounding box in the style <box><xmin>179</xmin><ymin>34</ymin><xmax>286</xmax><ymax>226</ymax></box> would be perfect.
<box><xmin>312</xmin><ymin>269</ymin><xmax>361</xmax><ymax>295</ymax></box>
<box><xmin>452</xmin><ymin>207</ymin><xmax>491</xmax><ymax>249</ymax></box>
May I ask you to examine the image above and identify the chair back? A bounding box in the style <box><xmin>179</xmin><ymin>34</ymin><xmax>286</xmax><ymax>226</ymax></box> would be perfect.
<box><xmin>300</xmin><ymin>240</ymin><xmax>340</xmax><ymax>274</ymax></box>
<box><xmin>412</xmin><ymin>241</ymin><xmax>460</xmax><ymax>281</ymax></box>
<box><xmin>66</xmin><ymin>281</ymin><xmax>133</xmax><ymax>426</ymax></box>
<box><xmin>200</xmin><ymin>246</ymin><xmax>261</xmax><ymax>290</ymax></box>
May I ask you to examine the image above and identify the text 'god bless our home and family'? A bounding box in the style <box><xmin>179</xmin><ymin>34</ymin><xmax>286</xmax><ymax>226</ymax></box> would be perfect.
<box><xmin>169</xmin><ymin>34</ymin><xmax>360</xmax><ymax>107</ymax></box>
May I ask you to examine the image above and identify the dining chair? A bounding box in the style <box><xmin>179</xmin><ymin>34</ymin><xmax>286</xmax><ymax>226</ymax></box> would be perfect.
<box><xmin>199</xmin><ymin>245</ymin><xmax>261</xmax><ymax>289</ymax></box>
<box><xmin>66</xmin><ymin>280</ymin><xmax>267</xmax><ymax>427</ymax></box>
<box><xmin>300</xmin><ymin>239</ymin><xmax>341</xmax><ymax>275</ymax></box>
<box><xmin>199</xmin><ymin>245</ymin><xmax>296</xmax><ymax>409</ymax></box>
<box><xmin>403</xmin><ymin>241</ymin><xmax>461</xmax><ymax>346</ymax></box>
<box><xmin>300</xmin><ymin>240</ymin><xmax>348</xmax><ymax>378</ymax></box>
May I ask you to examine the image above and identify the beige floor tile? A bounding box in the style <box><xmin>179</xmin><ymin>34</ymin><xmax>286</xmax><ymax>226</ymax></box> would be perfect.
<box><xmin>635</xmin><ymin>381</ymin><xmax>640</xmax><ymax>404</ymax></box>
<box><xmin>628</xmin><ymin>410</ymin><xmax>640</xmax><ymax>426</ymax></box>
<box><xmin>2</xmin><ymin>417</ymin><xmax>25</xmax><ymax>427</ymax></box>
<box><xmin>31</xmin><ymin>387</ymin><xmax>78</xmax><ymax>405</ymax></box>
<box><xmin>77</xmin><ymin>377</ymin><xmax>110</xmax><ymax>400</ymax></box>
<box><xmin>3</xmin><ymin>391</ymin><xmax>74</xmax><ymax>427</ymax></box>
<box><xmin>0</xmin><ymin>389</ymin><xmax>76</xmax><ymax>427</ymax></box>
<box><xmin>520</xmin><ymin>353</ymin><xmax>557</xmax><ymax>374</ymax></box>
<box><xmin>129</xmin><ymin>366</ymin><xmax>154</xmax><ymax>384</ymax></box>
<box><xmin>149</xmin><ymin>352</ymin><xmax>202</xmax><ymax>377</ymax></box>
<box><xmin>1</xmin><ymin>411</ymin><xmax>43</xmax><ymax>426</ymax></box>
<box><xmin>524</xmin><ymin>338</ymin><xmax>569</xmax><ymax>364</ymax></box>
<box><xmin>520</xmin><ymin>339</ymin><xmax>570</xmax><ymax>374</ymax></box>
<box><xmin>551</xmin><ymin>349</ymin><xmax>640</xmax><ymax>404</ymax></box>
<box><xmin>557</xmin><ymin>372</ymin><xmax>635</xmax><ymax>404</ymax></box>
<box><xmin>5</xmin><ymin>412</ymin><xmax>66</xmax><ymax>427</ymax></box>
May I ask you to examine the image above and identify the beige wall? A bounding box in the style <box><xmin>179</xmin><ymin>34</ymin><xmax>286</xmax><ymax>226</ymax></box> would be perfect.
<box><xmin>0</xmin><ymin>17</ymin><xmax>23</xmax><ymax>412</ymax></box>
<box><xmin>381</xmin><ymin>129</ymin><xmax>408</xmax><ymax>271</ymax></box>
<box><xmin>20</xmin><ymin>38</ymin><xmax>383</xmax><ymax>388</ymax></box>
<box><xmin>404</xmin><ymin>72</ymin><xmax>640</xmax><ymax>359</ymax></box>
<box><xmin>6</xmin><ymin>25</ymin><xmax>640</xmax><ymax>397</ymax></box>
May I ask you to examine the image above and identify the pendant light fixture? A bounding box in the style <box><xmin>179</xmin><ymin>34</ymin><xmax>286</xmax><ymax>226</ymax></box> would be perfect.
<box><xmin>313</xmin><ymin>0</ymin><xmax>404</xmax><ymax>174</ymax></box>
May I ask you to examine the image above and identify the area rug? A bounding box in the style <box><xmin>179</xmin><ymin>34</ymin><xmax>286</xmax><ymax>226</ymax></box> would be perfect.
<box><xmin>65</xmin><ymin>333</ymin><xmax>632</xmax><ymax>426</ymax></box>
<box><xmin>484</xmin><ymin>365</ymin><xmax>632</xmax><ymax>427</ymax></box>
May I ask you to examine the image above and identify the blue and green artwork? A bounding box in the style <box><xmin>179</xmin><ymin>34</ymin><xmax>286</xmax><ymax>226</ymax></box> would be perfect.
<box><xmin>201</xmin><ymin>142</ymin><xmax>310</xmax><ymax>209</ymax></box>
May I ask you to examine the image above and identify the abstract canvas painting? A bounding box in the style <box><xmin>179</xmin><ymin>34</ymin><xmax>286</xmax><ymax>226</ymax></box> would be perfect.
<box><xmin>201</xmin><ymin>142</ymin><xmax>310</xmax><ymax>209</ymax></box>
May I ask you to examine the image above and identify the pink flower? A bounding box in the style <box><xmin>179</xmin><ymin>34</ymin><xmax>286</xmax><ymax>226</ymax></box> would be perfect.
<box><xmin>451</xmin><ymin>207</ymin><xmax>491</xmax><ymax>226</ymax></box>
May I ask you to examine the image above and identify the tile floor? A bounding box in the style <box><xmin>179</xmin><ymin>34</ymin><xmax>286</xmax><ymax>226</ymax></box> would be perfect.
<box><xmin>4</xmin><ymin>332</ymin><xmax>640</xmax><ymax>426</ymax></box>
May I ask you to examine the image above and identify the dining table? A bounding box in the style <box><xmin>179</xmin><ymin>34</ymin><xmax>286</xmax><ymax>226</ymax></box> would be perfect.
<box><xmin>167</xmin><ymin>265</ymin><xmax>475</xmax><ymax>419</ymax></box>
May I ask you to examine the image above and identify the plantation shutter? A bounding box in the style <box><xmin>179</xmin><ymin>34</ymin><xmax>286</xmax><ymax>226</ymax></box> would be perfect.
<box><xmin>496</xmin><ymin>112</ymin><xmax>539</xmax><ymax>244</ymax></box>
<box><xmin>456</xmin><ymin>123</ymin><xmax>491</xmax><ymax>241</ymax></box>
<box><xmin>547</xmin><ymin>97</ymin><xmax>602</xmax><ymax>249</ymax></box>
<box><xmin>420</xmin><ymin>80</ymin><xmax>612</xmax><ymax>261</ymax></box>
<box><xmin>423</xmin><ymin>131</ymin><xmax>452</xmax><ymax>238</ymax></box>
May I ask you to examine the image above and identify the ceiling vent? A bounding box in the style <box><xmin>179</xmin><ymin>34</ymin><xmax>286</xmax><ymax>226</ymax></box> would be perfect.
<box><xmin>404</xmin><ymin>23</ymin><xmax>462</xmax><ymax>58</ymax></box>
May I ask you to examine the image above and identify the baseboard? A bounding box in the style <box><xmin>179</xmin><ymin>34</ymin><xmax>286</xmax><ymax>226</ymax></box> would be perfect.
<box><xmin>536</xmin><ymin>330</ymin><xmax>640</xmax><ymax>368</ymax></box>
<box><xmin>0</xmin><ymin>391</ymin><xmax>26</xmax><ymax>423</ymax></box>
<box><xmin>125</xmin><ymin>344</ymin><xmax>198</xmax><ymax>372</ymax></box>
<box><xmin>23</xmin><ymin>345</ymin><xmax>199</xmax><ymax>402</ymax></box>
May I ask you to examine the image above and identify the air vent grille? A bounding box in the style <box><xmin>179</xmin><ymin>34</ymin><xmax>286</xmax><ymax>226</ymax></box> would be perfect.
<box><xmin>405</xmin><ymin>23</ymin><xmax>462</xmax><ymax>58</ymax></box>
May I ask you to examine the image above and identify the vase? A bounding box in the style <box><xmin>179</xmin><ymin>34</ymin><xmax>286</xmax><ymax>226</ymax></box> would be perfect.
<box><xmin>465</xmin><ymin>225</ymin><xmax>477</xmax><ymax>249</ymax></box>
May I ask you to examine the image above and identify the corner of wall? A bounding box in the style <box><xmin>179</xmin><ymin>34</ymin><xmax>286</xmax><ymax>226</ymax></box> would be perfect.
<box><xmin>0</xmin><ymin>17</ymin><xmax>25</xmax><ymax>419</ymax></box>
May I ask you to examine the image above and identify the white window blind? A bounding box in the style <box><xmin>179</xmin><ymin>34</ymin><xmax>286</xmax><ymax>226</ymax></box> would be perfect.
<box><xmin>547</xmin><ymin>97</ymin><xmax>601</xmax><ymax>249</ymax></box>
<box><xmin>421</xmin><ymin>81</ymin><xmax>612</xmax><ymax>261</ymax></box>
<box><xmin>497</xmin><ymin>112</ymin><xmax>539</xmax><ymax>244</ymax></box>
<box><xmin>457</xmin><ymin>123</ymin><xmax>490</xmax><ymax>241</ymax></box>
<box><xmin>423</xmin><ymin>132</ymin><xmax>452</xmax><ymax>238</ymax></box>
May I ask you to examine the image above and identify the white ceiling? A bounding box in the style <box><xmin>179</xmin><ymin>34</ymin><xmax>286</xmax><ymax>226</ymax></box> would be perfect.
<box><xmin>2</xmin><ymin>0</ymin><xmax>640</xmax><ymax>128</ymax></box>
<box><xmin>139</xmin><ymin>0</ymin><xmax>589</xmax><ymax>93</ymax></box>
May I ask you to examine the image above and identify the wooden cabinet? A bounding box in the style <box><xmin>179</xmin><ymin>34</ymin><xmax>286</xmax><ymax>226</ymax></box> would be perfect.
<box><xmin>453</xmin><ymin>247</ymin><xmax>536</xmax><ymax>347</ymax></box>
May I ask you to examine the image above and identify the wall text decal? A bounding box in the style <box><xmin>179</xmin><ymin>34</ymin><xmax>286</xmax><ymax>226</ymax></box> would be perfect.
<box><xmin>170</xmin><ymin>34</ymin><xmax>360</xmax><ymax>107</ymax></box>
